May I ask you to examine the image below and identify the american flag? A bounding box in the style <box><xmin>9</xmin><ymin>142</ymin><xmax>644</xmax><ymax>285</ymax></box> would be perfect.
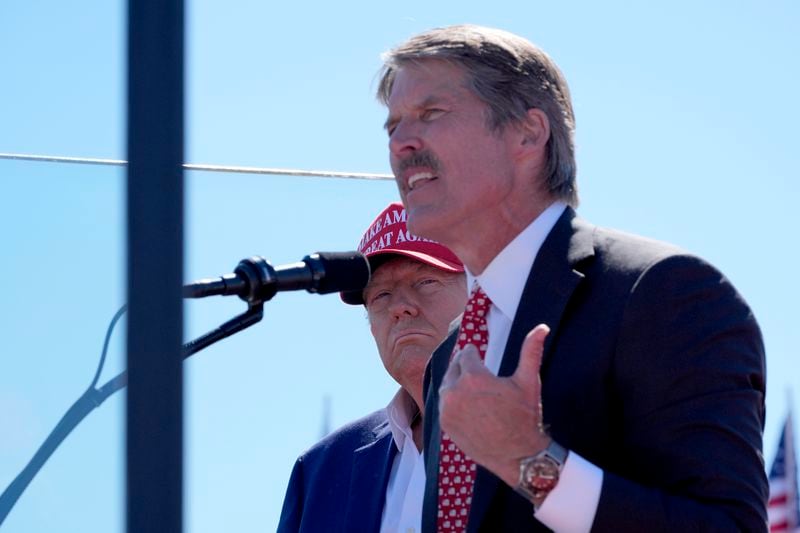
<box><xmin>769</xmin><ymin>413</ymin><xmax>800</xmax><ymax>532</ymax></box>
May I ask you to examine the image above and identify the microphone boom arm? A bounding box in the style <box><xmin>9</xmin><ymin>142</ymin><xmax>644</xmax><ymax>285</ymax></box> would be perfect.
<box><xmin>0</xmin><ymin>300</ymin><xmax>267</xmax><ymax>527</ymax></box>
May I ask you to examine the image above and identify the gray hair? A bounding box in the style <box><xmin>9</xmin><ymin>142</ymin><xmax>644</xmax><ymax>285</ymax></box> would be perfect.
<box><xmin>377</xmin><ymin>25</ymin><xmax>578</xmax><ymax>206</ymax></box>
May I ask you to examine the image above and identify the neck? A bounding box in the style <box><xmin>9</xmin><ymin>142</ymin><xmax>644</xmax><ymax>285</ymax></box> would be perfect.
<box><xmin>411</xmin><ymin>408</ymin><xmax>423</xmax><ymax>452</ymax></box>
<box><xmin>406</xmin><ymin>387</ymin><xmax>424</xmax><ymax>452</ymax></box>
<box><xmin>454</xmin><ymin>201</ymin><xmax>548</xmax><ymax>274</ymax></box>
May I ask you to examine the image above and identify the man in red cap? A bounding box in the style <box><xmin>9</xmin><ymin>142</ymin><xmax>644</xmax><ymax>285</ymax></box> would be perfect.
<box><xmin>278</xmin><ymin>201</ymin><xmax>467</xmax><ymax>533</ymax></box>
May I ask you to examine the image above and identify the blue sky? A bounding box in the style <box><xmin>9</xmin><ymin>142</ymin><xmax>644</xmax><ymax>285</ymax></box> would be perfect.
<box><xmin>1</xmin><ymin>1</ymin><xmax>798</xmax><ymax>531</ymax></box>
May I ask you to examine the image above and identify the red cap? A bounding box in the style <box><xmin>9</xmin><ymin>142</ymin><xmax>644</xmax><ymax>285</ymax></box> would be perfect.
<box><xmin>341</xmin><ymin>201</ymin><xmax>464</xmax><ymax>305</ymax></box>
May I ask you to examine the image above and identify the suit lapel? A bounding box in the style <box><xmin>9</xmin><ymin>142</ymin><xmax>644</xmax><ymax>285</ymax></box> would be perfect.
<box><xmin>422</xmin><ymin>327</ymin><xmax>459</xmax><ymax>533</ymax></box>
<box><xmin>467</xmin><ymin>208</ymin><xmax>595</xmax><ymax>532</ymax></box>
<box><xmin>499</xmin><ymin>208</ymin><xmax>594</xmax><ymax>376</ymax></box>
<box><xmin>343</xmin><ymin>419</ymin><xmax>396</xmax><ymax>532</ymax></box>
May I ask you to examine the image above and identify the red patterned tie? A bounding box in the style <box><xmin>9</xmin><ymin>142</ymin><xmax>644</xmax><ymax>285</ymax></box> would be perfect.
<box><xmin>436</xmin><ymin>285</ymin><xmax>491</xmax><ymax>532</ymax></box>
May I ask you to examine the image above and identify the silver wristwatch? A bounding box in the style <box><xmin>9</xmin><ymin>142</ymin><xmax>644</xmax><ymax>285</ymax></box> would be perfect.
<box><xmin>515</xmin><ymin>439</ymin><xmax>569</xmax><ymax>508</ymax></box>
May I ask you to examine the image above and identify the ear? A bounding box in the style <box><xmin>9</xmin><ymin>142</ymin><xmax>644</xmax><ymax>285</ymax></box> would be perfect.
<box><xmin>519</xmin><ymin>108</ymin><xmax>550</xmax><ymax>149</ymax></box>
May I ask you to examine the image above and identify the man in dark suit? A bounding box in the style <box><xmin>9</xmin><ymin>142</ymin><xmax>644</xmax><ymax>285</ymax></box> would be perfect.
<box><xmin>278</xmin><ymin>202</ymin><xmax>467</xmax><ymax>532</ymax></box>
<box><xmin>377</xmin><ymin>25</ymin><xmax>768</xmax><ymax>532</ymax></box>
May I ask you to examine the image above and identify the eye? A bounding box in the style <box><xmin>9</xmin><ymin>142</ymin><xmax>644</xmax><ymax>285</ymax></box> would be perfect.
<box><xmin>366</xmin><ymin>290</ymin><xmax>391</xmax><ymax>307</ymax></box>
<box><xmin>416</xmin><ymin>278</ymin><xmax>441</xmax><ymax>292</ymax></box>
<box><xmin>421</xmin><ymin>108</ymin><xmax>445</xmax><ymax>122</ymax></box>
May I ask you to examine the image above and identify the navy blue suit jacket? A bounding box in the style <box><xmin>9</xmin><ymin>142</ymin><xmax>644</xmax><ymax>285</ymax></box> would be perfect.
<box><xmin>421</xmin><ymin>208</ymin><xmax>768</xmax><ymax>532</ymax></box>
<box><xmin>278</xmin><ymin>409</ymin><xmax>397</xmax><ymax>533</ymax></box>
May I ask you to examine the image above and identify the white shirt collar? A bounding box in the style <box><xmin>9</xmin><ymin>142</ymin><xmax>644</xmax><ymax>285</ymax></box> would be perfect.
<box><xmin>385</xmin><ymin>388</ymin><xmax>420</xmax><ymax>452</ymax></box>
<box><xmin>466</xmin><ymin>201</ymin><xmax>567</xmax><ymax>320</ymax></box>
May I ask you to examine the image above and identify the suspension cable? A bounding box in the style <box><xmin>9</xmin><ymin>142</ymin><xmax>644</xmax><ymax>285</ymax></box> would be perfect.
<box><xmin>0</xmin><ymin>152</ymin><xmax>394</xmax><ymax>181</ymax></box>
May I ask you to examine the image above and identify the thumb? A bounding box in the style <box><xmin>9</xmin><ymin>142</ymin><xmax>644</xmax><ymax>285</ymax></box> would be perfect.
<box><xmin>512</xmin><ymin>324</ymin><xmax>550</xmax><ymax>387</ymax></box>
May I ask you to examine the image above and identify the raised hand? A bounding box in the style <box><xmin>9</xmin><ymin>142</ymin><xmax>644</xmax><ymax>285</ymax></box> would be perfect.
<box><xmin>439</xmin><ymin>324</ymin><xmax>552</xmax><ymax>487</ymax></box>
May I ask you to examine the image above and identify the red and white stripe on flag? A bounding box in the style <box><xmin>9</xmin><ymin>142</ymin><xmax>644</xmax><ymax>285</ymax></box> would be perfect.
<box><xmin>768</xmin><ymin>412</ymin><xmax>800</xmax><ymax>532</ymax></box>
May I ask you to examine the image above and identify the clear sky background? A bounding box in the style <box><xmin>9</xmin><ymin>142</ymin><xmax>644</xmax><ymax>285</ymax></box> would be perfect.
<box><xmin>0</xmin><ymin>1</ymin><xmax>797</xmax><ymax>531</ymax></box>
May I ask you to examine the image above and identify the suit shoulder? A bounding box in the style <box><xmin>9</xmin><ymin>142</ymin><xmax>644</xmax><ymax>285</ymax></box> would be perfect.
<box><xmin>582</xmin><ymin>221</ymin><xmax>760</xmax><ymax>338</ymax></box>
<box><xmin>572</xmin><ymin>218</ymin><xmax>745</xmax><ymax>299</ymax></box>
<box><xmin>590</xmin><ymin>224</ymin><xmax>689</xmax><ymax>269</ymax></box>
<box><xmin>591</xmin><ymin>224</ymin><xmax>735</xmax><ymax>282</ymax></box>
<box><xmin>298</xmin><ymin>408</ymin><xmax>389</xmax><ymax>461</ymax></box>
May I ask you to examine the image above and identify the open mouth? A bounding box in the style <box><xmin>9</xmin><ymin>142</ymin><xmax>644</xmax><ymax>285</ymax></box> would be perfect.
<box><xmin>408</xmin><ymin>171</ymin><xmax>437</xmax><ymax>191</ymax></box>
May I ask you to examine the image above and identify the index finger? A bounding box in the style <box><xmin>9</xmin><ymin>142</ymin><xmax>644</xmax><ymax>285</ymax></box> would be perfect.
<box><xmin>456</xmin><ymin>343</ymin><xmax>485</xmax><ymax>374</ymax></box>
<box><xmin>440</xmin><ymin>349</ymin><xmax>464</xmax><ymax>392</ymax></box>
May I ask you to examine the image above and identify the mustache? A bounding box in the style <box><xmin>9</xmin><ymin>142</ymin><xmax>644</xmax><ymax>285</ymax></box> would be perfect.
<box><xmin>397</xmin><ymin>151</ymin><xmax>441</xmax><ymax>174</ymax></box>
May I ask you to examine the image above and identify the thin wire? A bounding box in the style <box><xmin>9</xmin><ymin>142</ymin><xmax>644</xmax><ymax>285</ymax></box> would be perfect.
<box><xmin>0</xmin><ymin>303</ymin><xmax>130</xmax><ymax>526</ymax></box>
<box><xmin>90</xmin><ymin>304</ymin><xmax>128</xmax><ymax>389</ymax></box>
<box><xmin>0</xmin><ymin>152</ymin><xmax>394</xmax><ymax>181</ymax></box>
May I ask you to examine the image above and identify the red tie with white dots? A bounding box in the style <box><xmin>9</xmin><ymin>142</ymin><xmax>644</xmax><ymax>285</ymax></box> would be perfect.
<box><xmin>436</xmin><ymin>285</ymin><xmax>491</xmax><ymax>533</ymax></box>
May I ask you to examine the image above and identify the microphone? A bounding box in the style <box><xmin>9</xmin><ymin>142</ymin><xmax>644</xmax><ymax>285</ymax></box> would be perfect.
<box><xmin>184</xmin><ymin>251</ymin><xmax>370</xmax><ymax>303</ymax></box>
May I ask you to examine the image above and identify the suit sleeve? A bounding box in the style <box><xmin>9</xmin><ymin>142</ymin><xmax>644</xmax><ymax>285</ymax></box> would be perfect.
<box><xmin>277</xmin><ymin>458</ymin><xmax>305</xmax><ymax>533</ymax></box>
<box><xmin>591</xmin><ymin>254</ymin><xmax>768</xmax><ymax>532</ymax></box>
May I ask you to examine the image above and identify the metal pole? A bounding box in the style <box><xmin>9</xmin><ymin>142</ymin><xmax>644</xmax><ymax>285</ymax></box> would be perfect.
<box><xmin>126</xmin><ymin>0</ymin><xmax>184</xmax><ymax>529</ymax></box>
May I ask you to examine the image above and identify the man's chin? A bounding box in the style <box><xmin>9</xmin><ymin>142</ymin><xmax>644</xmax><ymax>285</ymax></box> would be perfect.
<box><xmin>406</xmin><ymin>205</ymin><xmax>444</xmax><ymax>241</ymax></box>
<box><xmin>392</xmin><ymin>344</ymin><xmax>436</xmax><ymax>366</ymax></box>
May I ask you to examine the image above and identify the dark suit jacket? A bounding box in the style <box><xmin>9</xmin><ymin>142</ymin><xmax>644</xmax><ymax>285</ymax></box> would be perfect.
<box><xmin>421</xmin><ymin>208</ymin><xmax>768</xmax><ymax>532</ymax></box>
<box><xmin>278</xmin><ymin>409</ymin><xmax>396</xmax><ymax>533</ymax></box>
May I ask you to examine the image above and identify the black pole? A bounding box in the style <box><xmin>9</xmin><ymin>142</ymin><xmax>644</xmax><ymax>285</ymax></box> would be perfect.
<box><xmin>126</xmin><ymin>0</ymin><xmax>184</xmax><ymax>530</ymax></box>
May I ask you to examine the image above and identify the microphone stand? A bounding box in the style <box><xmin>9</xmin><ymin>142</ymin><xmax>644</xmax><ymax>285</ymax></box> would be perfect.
<box><xmin>0</xmin><ymin>298</ymin><xmax>266</xmax><ymax>526</ymax></box>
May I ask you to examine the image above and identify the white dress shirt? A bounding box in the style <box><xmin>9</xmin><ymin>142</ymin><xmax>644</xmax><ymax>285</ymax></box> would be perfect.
<box><xmin>465</xmin><ymin>201</ymin><xmax>603</xmax><ymax>533</ymax></box>
<box><xmin>380</xmin><ymin>389</ymin><xmax>426</xmax><ymax>533</ymax></box>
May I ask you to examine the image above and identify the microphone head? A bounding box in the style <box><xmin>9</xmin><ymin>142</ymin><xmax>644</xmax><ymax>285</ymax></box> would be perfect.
<box><xmin>305</xmin><ymin>251</ymin><xmax>371</xmax><ymax>295</ymax></box>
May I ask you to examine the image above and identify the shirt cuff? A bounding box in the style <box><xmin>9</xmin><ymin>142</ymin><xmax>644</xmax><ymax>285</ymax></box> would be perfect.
<box><xmin>533</xmin><ymin>451</ymin><xmax>602</xmax><ymax>533</ymax></box>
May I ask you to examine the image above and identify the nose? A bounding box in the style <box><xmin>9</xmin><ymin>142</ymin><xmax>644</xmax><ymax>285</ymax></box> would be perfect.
<box><xmin>388</xmin><ymin>119</ymin><xmax>423</xmax><ymax>159</ymax></box>
<box><xmin>388</xmin><ymin>289</ymin><xmax>420</xmax><ymax>320</ymax></box>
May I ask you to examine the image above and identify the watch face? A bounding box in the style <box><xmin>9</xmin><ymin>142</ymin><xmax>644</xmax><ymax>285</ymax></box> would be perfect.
<box><xmin>525</xmin><ymin>457</ymin><xmax>560</xmax><ymax>491</ymax></box>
